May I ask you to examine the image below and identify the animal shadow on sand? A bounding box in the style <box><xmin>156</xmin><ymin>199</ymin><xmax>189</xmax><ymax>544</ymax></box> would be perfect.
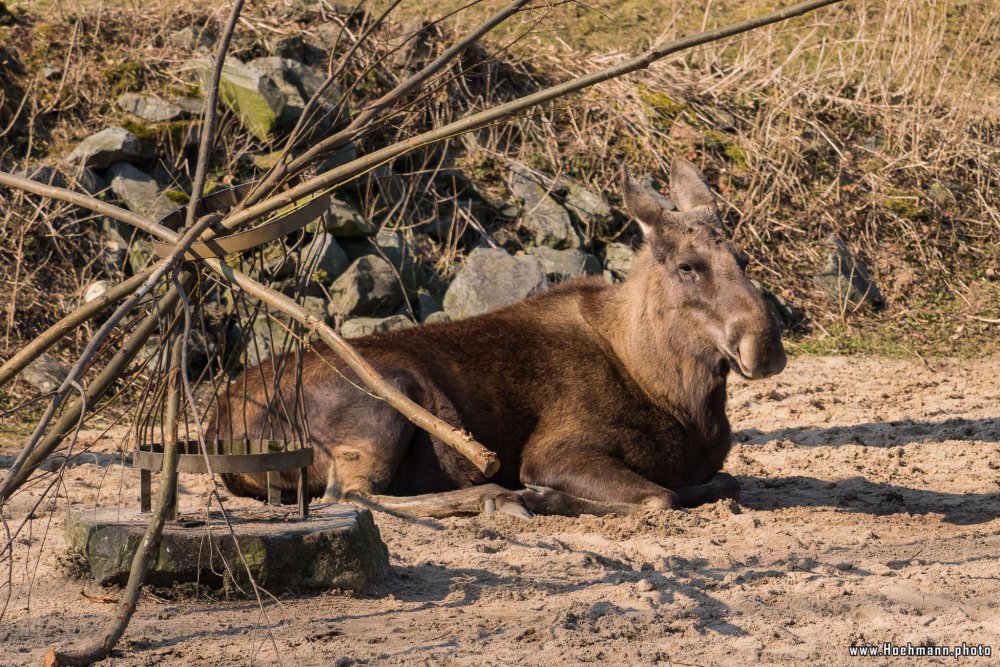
<box><xmin>734</xmin><ymin>416</ymin><xmax>999</xmax><ymax>448</ymax></box>
<box><xmin>739</xmin><ymin>475</ymin><xmax>999</xmax><ymax>525</ymax></box>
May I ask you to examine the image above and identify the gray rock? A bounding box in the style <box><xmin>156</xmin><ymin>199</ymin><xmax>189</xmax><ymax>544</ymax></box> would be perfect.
<box><xmin>72</xmin><ymin>167</ymin><xmax>107</xmax><ymax>195</ymax></box>
<box><xmin>259</xmin><ymin>242</ymin><xmax>300</xmax><ymax>281</ymax></box>
<box><xmin>510</xmin><ymin>165</ymin><xmax>581</xmax><ymax>249</ymax></box>
<box><xmin>299</xmin><ymin>233</ymin><xmax>349</xmax><ymax>285</ymax></box>
<box><xmin>341</xmin><ymin>230</ymin><xmax>417</xmax><ymax>290</ymax></box>
<box><xmin>66</xmin><ymin>505</ymin><xmax>388</xmax><ymax>593</ymax></box>
<box><xmin>22</xmin><ymin>353</ymin><xmax>69</xmax><ymax>393</ymax></box>
<box><xmin>443</xmin><ymin>248</ymin><xmax>547</xmax><ymax>320</ymax></box>
<box><xmin>98</xmin><ymin>219</ymin><xmax>129</xmax><ymax>275</ymax></box>
<box><xmin>106</xmin><ymin>162</ymin><xmax>176</xmax><ymax>221</ymax></box>
<box><xmin>243</xmin><ymin>318</ymin><xmax>277</xmax><ymax>368</ymax></box>
<box><xmin>423</xmin><ymin>208</ymin><xmax>483</xmax><ymax>247</ymax></box>
<box><xmin>195</xmin><ymin>58</ymin><xmax>286</xmax><ymax>140</ymax></box>
<box><xmin>67</xmin><ymin>127</ymin><xmax>143</xmax><ymax>168</ymax></box>
<box><xmin>605</xmin><ymin>242</ymin><xmax>637</xmax><ymax>280</ymax></box>
<box><xmin>309</xmin><ymin>140</ymin><xmax>358</xmax><ymax>174</ymax></box>
<box><xmin>417</xmin><ymin>291</ymin><xmax>443</xmax><ymax>322</ymax></box>
<box><xmin>423</xmin><ymin>311</ymin><xmax>451</xmax><ymax>325</ymax></box>
<box><xmin>562</xmin><ymin>179</ymin><xmax>613</xmax><ymax>231</ymax></box>
<box><xmin>527</xmin><ymin>246</ymin><xmax>601</xmax><ymax>284</ymax></box>
<box><xmin>167</xmin><ymin>26</ymin><xmax>215</xmax><ymax>52</ymax></box>
<box><xmin>273</xmin><ymin>35</ymin><xmax>305</xmax><ymax>61</ymax></box>
<box><xmin>247</xmin><ymin>57</ymin><xmax>341</xmax><ymax>131</ymax></box>
<box><xmin>328</xmin><ymin>256</ymin><xmax>405</xmax><ymax>318</ymax></box>
<box><xmin>814</xmin><ymin>235</ymin><xmax>885</xmax><ymax>310</ymax></box>
<box><xmin>308</xmin><ymin>198</ymin><xmax>376</xmax><ymax>238</ymax></box>
<box><xmin>116</xmin><ymin>93</ymin><xmax>191</xmax><ymax>123</ymax></box>
<box><xmin>357</xmin><ymin>165</ymin><xmax>406</xmax><ymax>217</ymax></box>
<box><xmin>341</xmin><ymin>314</ymin><xmax>416</xmax><ymax>339</ymax></box>
<box><xmin>14</xmin><ymin>165</ymin><xmax>105</xmax><ymax>195</ymax></box>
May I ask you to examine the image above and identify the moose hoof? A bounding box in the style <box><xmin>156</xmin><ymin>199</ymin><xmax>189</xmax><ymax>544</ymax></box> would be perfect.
<box><xmin>711</xmin><ymin>472</ymin><xmax>741</xmax><ymax>501</ymax></box>
<box><xmin>481</xmin><ymin>493</ymin><xmax>533</xmax><ymax>520</ymax></box>
<box><xmin>641</xmin><ymin>492</ymin><xmax>680</xmax><ymax>511</ymax></box>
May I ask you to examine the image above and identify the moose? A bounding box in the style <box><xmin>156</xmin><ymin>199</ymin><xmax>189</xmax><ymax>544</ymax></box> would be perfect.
<box><xmin>210</xmin><ymin>158</ymin><xmax>787</xmax><ymax>518</ymax></box>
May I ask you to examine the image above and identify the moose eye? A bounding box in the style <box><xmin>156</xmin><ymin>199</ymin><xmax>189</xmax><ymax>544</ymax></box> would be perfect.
<box><xmin>678</xmin><ymin>264</ymin><xmax>693</xmax><ymax>273</ymax></box>
<box><xmin>677</xmin><ymin>263</ymin><xmax>697</xmax><ymax>282</ymax></box>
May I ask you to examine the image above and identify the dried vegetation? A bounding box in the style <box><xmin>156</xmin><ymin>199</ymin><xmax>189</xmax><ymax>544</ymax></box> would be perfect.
<box><xmin>0</xmin><ymin>0</ymin><xmax>998</xmax><ymax>383</ymax></box>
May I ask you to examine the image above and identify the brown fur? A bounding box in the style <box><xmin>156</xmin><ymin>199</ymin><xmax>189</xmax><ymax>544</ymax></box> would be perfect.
<box><xmin>209</xmin><ymin>158</ymin><xmax>786</xmax><ymax>517</ymax></box>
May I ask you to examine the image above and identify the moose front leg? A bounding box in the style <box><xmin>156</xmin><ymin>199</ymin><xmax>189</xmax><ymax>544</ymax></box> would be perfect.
<box><xmin>520</xmin><ymin>451</ymin><xmax>681</xmax><ymax>510</ymax></box>
<box><xmin>516</xmin><ymin>472</ymin><xmax>741</xmax><ymax>516</ymax></box>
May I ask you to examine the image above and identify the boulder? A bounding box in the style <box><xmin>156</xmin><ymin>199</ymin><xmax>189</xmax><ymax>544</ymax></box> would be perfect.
<box><xmin>98</xmin><ymin>219</ymin><xmax>129</xmax><ymax>276</ymax></box>
<box><xmin>299</xmin><ymin>233</ymin><xmax>349</xmax><ymax>285</ymax></box>
<box><xmin>259</xmin><ymin>242</ymin><xmax>300</xmax><ymax>282</ymax></box>
<box><xmin>196</xmin><ymin>59</ymin><xmax>286</xmax><ymax>140</ymax></box>
<box><xmin>106</xmin><ymin>162</ymin><xmax>176</xmax><ymax>221</ymax></box>
<box><xmin>417</xmin><ymin>291</ymin><xmax>443</xmax><ymax>322</ymax></box>
<box><xmin>14</xmin><ymin>165</ymin><xmax>105</xmax><ymax>195</ymax></box>
<box><xmin>272</xmin><ymin>35</ymin><xmax>305</xmax><ymax>61</ymax></box>
<box><xmin>247</xmin><ymin>57</ymin><xmax>342</xmax><ymax>131</ymax></box>
<box><xmin>527</xmin><ymin>246</ymin><xmax>601</xmax><ymax>284</ymax></box>
<box><xmin>328</xmin><ymin>256</ymin><xmax>405</xmax><ymax>318</ymax></box>
<box><xmin>423</xmin><ymin>311</ymin><xmax>451</xmax><ymax>325</ymax></box>
<box><xmin>562</xmin><ymin>179</ymin><xmax>613</xmax><ymax>233</ymax></box>
<box><xmin>308</xmin><ymin>198</ymin><xmax>376</xmax><ymax>238</ymax></box>
<box><xmin>510</xmin><ymin>166</ymin><xmax>581</xmax><ymax>249</ymax></box>
<box><xmin>341</xmin><ymin>314</ymin><xmax>416</xmax><ymax>338</ymax></box>
<box><xmin>814</xmin><ymin>235</ymin><xmax>885</xmax><ymax>310</ymax></box>
<box><xmin>443</xmin><ymin>248</ymin><xmax>547</xmax><ymax>320</ymax></box>
<box><xmin>340</xmin><ymin>230</ymin><xmax>417</xmax><ymax>290</ymax></box>
<box><xmin>243</xmin><ymin>318</ymin><xmax>277</xmax><ymax>368</ymax></box>
<box><xmin>604</xmin><ymin>242</ymin><xmax>637</xmax><ymax>280</ymax></box>
<box><xmin>166</xmin><ymin>26</ymin><xmax>215</xmax><ymax>52</ymax></box>
<box><xmin>67</xmin><ymin>127</ymin><xmax>143</xmax><ymax>168</ymax></box>
<box><xmin>115</xmin><ymin>93</ymin><xmax>192</xmax><ymax>123</ymax></box>
<box><xmin>21</xmin><ymin>353</ymin><xmax>69</xmax><ymax>393</ymax></box>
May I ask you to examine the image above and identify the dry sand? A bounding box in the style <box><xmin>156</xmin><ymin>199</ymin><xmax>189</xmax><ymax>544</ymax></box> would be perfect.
<box><xmin>1</xmin><ymin>354</ymin><xmax>998</xmax><ymax>666</ymax></box>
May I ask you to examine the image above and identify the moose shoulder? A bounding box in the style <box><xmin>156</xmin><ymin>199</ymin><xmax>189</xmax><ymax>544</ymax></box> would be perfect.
<box><xmin>210</xmin><ymin>158</ymin><xmax>787</xmax><ymax>518</ymax></box>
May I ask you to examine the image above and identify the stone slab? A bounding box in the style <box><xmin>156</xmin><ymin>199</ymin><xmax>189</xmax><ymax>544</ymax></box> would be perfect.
<box><xmin>66</xmin><ymin>504</ymin><xmax>388</xmax><ymax>593</ymax></box>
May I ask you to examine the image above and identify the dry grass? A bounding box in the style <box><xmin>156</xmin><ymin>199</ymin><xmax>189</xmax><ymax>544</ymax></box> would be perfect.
<box><xmin>0</xmin><ymin>0</ymin><xmax>998</xmax><ymax>377</ymax></box>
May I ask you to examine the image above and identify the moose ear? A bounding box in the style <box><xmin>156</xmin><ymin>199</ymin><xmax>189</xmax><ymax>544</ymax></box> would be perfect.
<box><xmin>669</xmin><ymin>158</ymin><xmax>717</xmax><ymax>213</ymax></box>
<box><xmin>622</xmin><ymin>169</ymin><xmax>670</xmax><ymax>237</ymax></box>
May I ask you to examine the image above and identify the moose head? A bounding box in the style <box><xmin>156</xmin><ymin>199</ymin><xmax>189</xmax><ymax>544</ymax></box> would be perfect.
<box><xmin>622</xmin><ymin>158</ymin><xmax>786</xmax><ymax>381</ymax></box>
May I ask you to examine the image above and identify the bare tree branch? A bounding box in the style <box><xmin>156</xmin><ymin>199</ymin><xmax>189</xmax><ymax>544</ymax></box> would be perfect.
<box><xmin>184</xmin><ymin>0</ymin><xmax>246</xmax><ymax>230</ymax></box>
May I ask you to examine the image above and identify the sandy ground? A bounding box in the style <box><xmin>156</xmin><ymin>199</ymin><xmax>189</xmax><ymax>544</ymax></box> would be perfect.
<box><xmin>1</xmin><ymin>354</ymin><xmax>998</xmax><ymax>666</ymax></box>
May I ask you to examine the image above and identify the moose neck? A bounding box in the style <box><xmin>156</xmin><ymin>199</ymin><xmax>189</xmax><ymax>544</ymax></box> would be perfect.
<box><xmin>600</xmin><ymin>250</ymin><xmax>730</xmax><ymax>440</ymax></box>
